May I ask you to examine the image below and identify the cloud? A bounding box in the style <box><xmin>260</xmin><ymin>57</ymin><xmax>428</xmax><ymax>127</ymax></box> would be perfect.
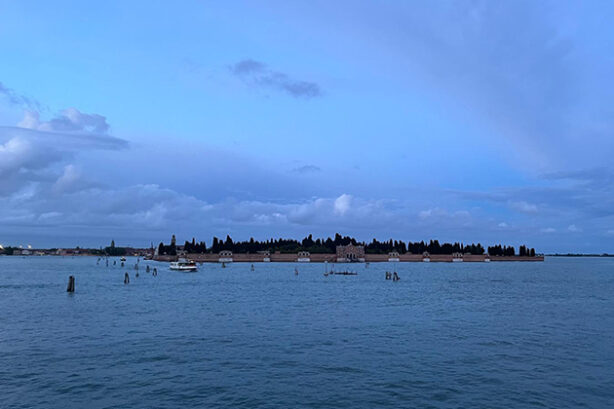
<box><xmin>0</xmin><ymin>111</ymin><xmax>127</xmax><ymax>197</ymax></box>
<box><xmin>0</xmin><ymin>127</ymin><xmax>126</xmax><ymax>177</ymax></box>
<box><xmin>498</xmin><ymin>222</ymin><xmax>508</xmax><ymax>228</ymax></box>
<box><xmin>541</xmin><ymin>227</ymin><xmax>556</xmax><ymax>233</ymax></box>
<box><xmin>418</xmin><ymin>208</ymin><xmax>435</xmax><ymax>219</ymax></box>
<box><xmin>229</xmin><ymin>59</ymin><xmax>322</xmax><ymax>98</ymax></box>
<box><xmin>567</xmin><ymin>224</ymin><xmax>581</xmax><ymax>232</ymax></box>
<box><xmin>334</xmin><ymin>193</ymin><xmax>352</xmax><ymax>215</ymax></box>
<box><xmin>52</xmin><ymin>165</ymin><xmax>99</xmax><ymax>194</ymax></box>
<box><xmin>230</xmin><ymin>59</ymin><xmax>266</xmax><ymax>75</ymax></box>
<box><xmin>509</xmin><ymin>200</ymin><xmax>538</xmax><ymax>214</ymax></box>
<box><xmin>19</xmin><ymin>108</ymin><xmax>110</xmax><ymax>134</ymax></box>
<box><xmin>0</xmin><ymin>136</ymin><xmax>62</xmax><ymax>176</ymax></box>
<box><xmin>417</xmin><ymin>208</ymin><xmax>472</xmax><ymax>229</ymax></box>
<box><xmin>0</xmin><ymin>183</ymin><xmax>197</xmax><ymax>230</ymax></box>
<box><xmin>290</xmin><ymin>164</ymin><xmax>321</xmax><ymax>174</ymax></box>
<box><xmin>0</xmin><ymin>82</ymin><xmax>40</xmax><ymax>110</ymax></box>
<box><xmin>0</xmin><ymin>188</ymin><xmax>389</xmax><ymax>242</ymax></box>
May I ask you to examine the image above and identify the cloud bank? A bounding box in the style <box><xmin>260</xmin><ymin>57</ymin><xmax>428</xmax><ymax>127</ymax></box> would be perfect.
<box><xmin>0</xmin><ymin>109</ymin><xmax>127</xmax><ymax>198</ymax></box>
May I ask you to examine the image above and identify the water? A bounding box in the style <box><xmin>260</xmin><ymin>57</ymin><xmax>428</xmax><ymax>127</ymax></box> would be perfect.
<box><xmin>1</xmin><ymin>257</ymin><xmax>613</xmax><ymax>408</ymax></box>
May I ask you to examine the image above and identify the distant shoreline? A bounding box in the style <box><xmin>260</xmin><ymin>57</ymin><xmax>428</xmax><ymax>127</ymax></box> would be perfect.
<box><xmin>546</xmin><ymin>254</ymin><xmax>614</xmax><ymax>257</ymax></box>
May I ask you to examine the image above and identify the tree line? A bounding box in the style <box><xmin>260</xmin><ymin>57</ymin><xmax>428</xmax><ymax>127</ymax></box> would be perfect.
<box><xmin>155</xmin><ymin>234</ymin><xmax>536</xmax><ymax>256</ymax></box>
<box><xmin>102</xmin><ymin>239</ymin><xmax>127</xmax><ymax>256</ymax></box>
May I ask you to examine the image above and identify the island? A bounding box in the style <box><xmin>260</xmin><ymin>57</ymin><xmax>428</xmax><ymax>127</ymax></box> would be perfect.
<box><xmin>152</xmin><ymin>234</ymin><xmax>543</xmax><ymax>263</ymax></box>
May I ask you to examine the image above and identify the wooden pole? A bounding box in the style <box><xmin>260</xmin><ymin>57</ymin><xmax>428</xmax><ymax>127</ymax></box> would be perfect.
<box><xmin>66</xmin><ymin>275</ymin><xmax>75</xmax><ymax>292</ymax></box>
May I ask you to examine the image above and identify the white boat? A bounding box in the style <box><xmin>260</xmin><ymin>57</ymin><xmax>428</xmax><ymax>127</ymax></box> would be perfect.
<box><xmin>170</xmin><ymin>259</ymin><xmax>198</xmax><ymax>272</ymax></box>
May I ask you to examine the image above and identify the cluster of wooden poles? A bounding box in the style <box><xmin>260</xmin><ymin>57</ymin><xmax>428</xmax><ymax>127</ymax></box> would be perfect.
<box><xmin>385</xmin><ymin>271</ymin><xmax>401</xmax><ymax>281</ymax></box>
<box><xmin>66</xmin><ymin>261</ymin><xmax>158</xmax><ymax>293</ymax></box>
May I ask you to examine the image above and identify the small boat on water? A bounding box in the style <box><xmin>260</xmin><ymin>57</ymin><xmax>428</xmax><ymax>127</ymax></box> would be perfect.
<box><xmin>170</xmin><ymin>259</ymin><xmax>198</xmax><ymax>272</ymax></box>
<box><xmin>330</xmin><ymin>270</ymin><xmax>358</xmax><ymax>276</ymax></box>
<box><xmin>120</xmin><ymin>256</ymin><xmax>126</xmax><ymax>262</ymax></box>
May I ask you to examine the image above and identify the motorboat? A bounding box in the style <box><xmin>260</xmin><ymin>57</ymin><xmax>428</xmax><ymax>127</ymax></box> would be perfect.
<box><xmin>170</xmin><ymin>259</ymin><xmax>198</xmax><ymax>272</ymax></box>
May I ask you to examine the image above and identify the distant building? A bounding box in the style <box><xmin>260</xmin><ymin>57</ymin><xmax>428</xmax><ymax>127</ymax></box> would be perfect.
<box><xmin>262</xmin><ymin>251</ymin><xmax>271</xmax><ymax>262</ymax></box>
<box><xmin>336</xmin><ymin>244</ymin><xmax>365</xmax><ymax>262</ymax></box>
<box><xmin>388</xmin><ymin>251</ymin><xmax>400</xmax><ymax>262</ymax></box>
<box><xmin>297</xmin><ymin>251</ymin><xmax>311</xmax><ymax>262</ymax></box>
<box><xmin>452</xmin><ymin>252</ymin><xmax>463</xmax><ymax>262</ymax></box>
<box><xmin>219</xmin><ymin>250</ymin><xmax>233</xmax><ymax>263</ymax></box>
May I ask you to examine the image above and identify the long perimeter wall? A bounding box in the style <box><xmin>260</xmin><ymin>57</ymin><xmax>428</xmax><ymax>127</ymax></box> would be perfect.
<box><xmin>154</xmin><ymin>253</ymin><xmax>544</xmax><ymax>262</ymax></box>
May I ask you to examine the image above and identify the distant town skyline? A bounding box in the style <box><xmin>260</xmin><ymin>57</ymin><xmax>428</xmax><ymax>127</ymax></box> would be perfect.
<box><xmin>1</xmin><ymin>1</ymin><xmax>614</xmax><ymax>252</ymax></box>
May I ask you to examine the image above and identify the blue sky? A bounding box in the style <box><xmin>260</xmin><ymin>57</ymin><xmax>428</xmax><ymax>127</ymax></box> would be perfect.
<box><xmin>1</xmin><ymin>0</ymin><xmax>614</xmax><ymax>252</ymax></box>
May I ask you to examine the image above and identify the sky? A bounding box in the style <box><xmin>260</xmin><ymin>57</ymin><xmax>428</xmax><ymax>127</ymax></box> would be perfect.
<box><xmin>1</xmin><ymin>0</ymin><xmax>614</xmax><ymax>252</ymax></box>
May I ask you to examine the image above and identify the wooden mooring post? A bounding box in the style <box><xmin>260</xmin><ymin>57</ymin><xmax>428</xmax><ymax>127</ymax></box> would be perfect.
<box><xmin>66</xmin><ymin>275</ymin><xmax>75</xmax><ymax>293</ymax></box>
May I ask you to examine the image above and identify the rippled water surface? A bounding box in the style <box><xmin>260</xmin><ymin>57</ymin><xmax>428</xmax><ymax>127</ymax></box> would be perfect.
<box><xmin>1</xmin><ymin>256</ymin><xmax>613</xmax><ymax>408</ymax></box>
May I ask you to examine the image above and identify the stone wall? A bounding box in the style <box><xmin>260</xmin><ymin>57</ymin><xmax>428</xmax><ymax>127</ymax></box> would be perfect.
<box><xmin>155</xmin><ymin>253</ymin><xmax>544</xmax><ymax>263</ymax></box>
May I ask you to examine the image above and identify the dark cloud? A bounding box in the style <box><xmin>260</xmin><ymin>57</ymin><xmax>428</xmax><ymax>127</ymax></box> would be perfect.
<box><xmin>229</xmin><ymin>59</ymin><xmax>322</xmax><ymax>98</ymax></box>
<box><xmin>229</xmin><ymin>59</ymin><xmax>266</xmax><ymax>75</ymax></box>
<box><xmin>541</xmin><ymin>168</ymin><xmax>614</xmax><ymax>186</ymax></box>
<box><xmin>290</xmin><ymin>164</ymin><xmax>321</xmax><ymax>174</ymax></box>
<box><xmin>0</xmin><ymin>81</ymin><xmax>40</xmax><ymax>110</ymax></box>
<box><xmin>450</xmin><ymin>165</ymin><xmax>614</xmax><ymax>226</ymax></box>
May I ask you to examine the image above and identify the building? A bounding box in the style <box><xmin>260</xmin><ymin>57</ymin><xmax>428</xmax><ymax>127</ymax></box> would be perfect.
<box><xmin>219</xmin><ymin>250</ymin><xmax>233</xmax><ymax>263</ymax></box>
<box><xmin>297</xmin><ymin>251</ymin><xmax>310</xmax><ymax>262</ymax></box>
<box><xmin>388</xmin><ymin>251</ymin><xmax>400</xmax><ymax>262</ymax></box>
<box><xmin>336</xmin><ymin>244</ymin><xmax>365</xmax><ymax>262</ymax></box>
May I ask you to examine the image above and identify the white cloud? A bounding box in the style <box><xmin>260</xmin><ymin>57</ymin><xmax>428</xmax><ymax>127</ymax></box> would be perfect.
<box><xmin>334</xmin><ymin>193</ymin><xmax>352</xmax><ymax>215</ymax></box>
<box><xmin>541</xmin><ymin>227</ymin><xmax>556</xmax><ymax>233</ymax></box>
<box><xmin>498</xmin><ymin>222</ymin><xmax>508</xmax><ymax>228</ymax></box>
<box><xmin>0</xmin><ymin>111</ymin><xmax>127</xmax><ymax>197</ymax></box>
<box><xmin>19</xmin><ymin>108</ymin><xmax>110</xmax><ymax>134</ymax></box>
<box><xmin>52</xmin><ymin>165</ymin><xmax>95</xmax><ymax>194</ymax></box>
<box><xmin>38</xmin><ymin>211</ymin><xmax>62</xmax><ymax>220</ymax></box>
<box><xmin>567</xmin><ymin>224</ymin><xmax>581</xmax><ymax>232</ymax></box>
<box><xmin>418</xmin><ymin>209</ymin><xmax>433</xmax><ymax>219</ymax></box>
<box><xmin>510</xmin><ymin>200</ymin><xmax>538</xmax><ymax>214</ymax></box>
<box><xmin>0</xmin><ymin>137</ymin><xmax>36</xmax><ymax>174</ymax></box>
<box><xmin>419</xmin><ymin>207</ymin><xmax>471</xmax><ymax>221</ymax></box>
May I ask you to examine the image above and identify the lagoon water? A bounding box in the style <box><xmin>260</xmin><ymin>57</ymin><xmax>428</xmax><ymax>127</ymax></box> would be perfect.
<box><xmin>1</xmin><ymin>256</ymin><xmax>613</xmax><ymax>408</ymax></box>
